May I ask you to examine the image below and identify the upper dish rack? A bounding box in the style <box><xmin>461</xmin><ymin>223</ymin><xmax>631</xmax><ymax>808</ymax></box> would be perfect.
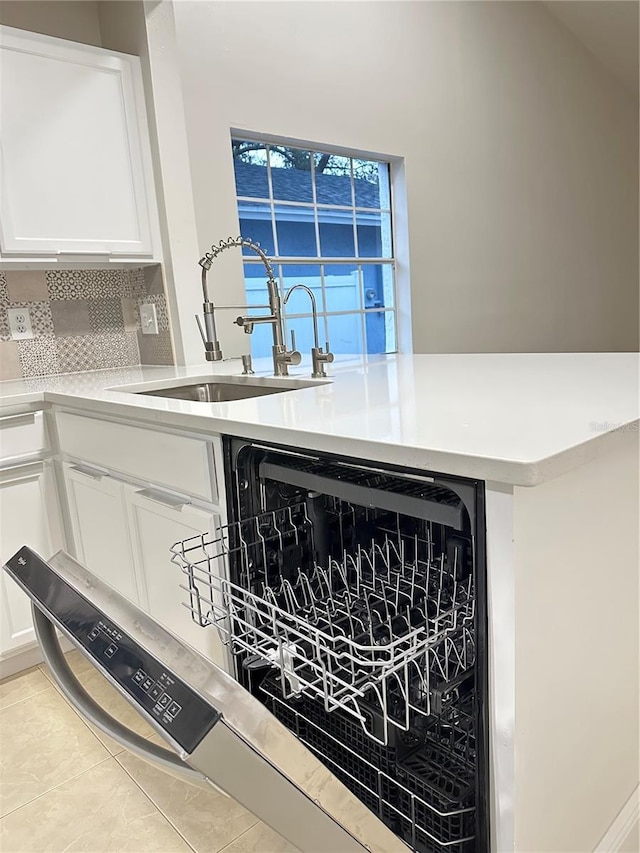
<box><xmin>170</xmin><ymin>503</ymin><xmax>475</xmax><ymax>745</ymax></box>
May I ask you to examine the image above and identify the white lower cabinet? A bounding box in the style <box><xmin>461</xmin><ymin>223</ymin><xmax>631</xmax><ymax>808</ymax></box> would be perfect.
<box><xmin>126</xmin><ymin>488</ymin><xmax>225</xmax><ymax>668</ymax></box>
<box><xmin>0</xmin><ymin>461</ymin><xmax>63</xmax><ymax>658</ymax></box>
<box><xmin>63</xmin><ymin>462</ymin><xmax>141</xmax><ymax>604</ymax></box>
<box><xmin>62</xmin><ymin>460</ymin><xmax>226</xmax><ymax>669</ymax></box>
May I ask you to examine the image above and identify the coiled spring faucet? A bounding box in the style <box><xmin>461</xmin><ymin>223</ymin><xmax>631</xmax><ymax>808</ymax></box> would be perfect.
<box><xmin>197</xmin><ymin>236</ymin><xmax>300</xmax><ymax>376</ymax></box>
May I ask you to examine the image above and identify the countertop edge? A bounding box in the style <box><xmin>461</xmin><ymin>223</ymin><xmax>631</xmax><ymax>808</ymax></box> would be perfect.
<box><xmin>4</xmin><ymin>386</ymin><xmax>634</xmax><ymax>488</ymax></box>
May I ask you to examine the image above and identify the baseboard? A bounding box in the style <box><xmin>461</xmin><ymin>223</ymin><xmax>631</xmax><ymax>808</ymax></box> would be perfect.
<box><xmin>0</xmin><ymin>634</ymin><xmax>74</xmax><ymax>680</ymax></box>
<box><xmin>594</xmin><ymin>786</ymin><xmax>640</xmax><ymax>852</ymax></box>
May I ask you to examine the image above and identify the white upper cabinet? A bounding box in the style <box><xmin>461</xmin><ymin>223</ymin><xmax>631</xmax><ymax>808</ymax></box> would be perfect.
<box><xmin>0</xmin><ymin>26</ymin><xmax>160</xmax><ymax>261</ymax></box>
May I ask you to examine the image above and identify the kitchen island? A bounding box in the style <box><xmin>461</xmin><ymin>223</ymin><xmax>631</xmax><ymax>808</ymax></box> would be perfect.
<box><xmin>0</xmin><ymin>352</ymin><xmax>638</xmax><ymax>853</ymax></box>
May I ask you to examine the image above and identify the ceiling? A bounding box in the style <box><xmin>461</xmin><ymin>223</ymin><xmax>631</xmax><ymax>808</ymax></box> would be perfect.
<box><xmin>544</xmin><ymin>1</ymin><xmax>639</xmax><ymax>96</ymax></box>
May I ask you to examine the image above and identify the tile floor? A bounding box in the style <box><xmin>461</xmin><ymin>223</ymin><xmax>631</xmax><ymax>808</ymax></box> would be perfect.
<box><xmin>0</xmin><ymin>652</ymin><xmax>300</xmax><ymax>853</ymax></box>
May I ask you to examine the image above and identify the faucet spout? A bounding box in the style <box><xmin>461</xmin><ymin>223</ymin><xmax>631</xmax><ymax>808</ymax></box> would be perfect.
<box><xmin>283</xmin><ymin>284</ymin><xmax>334</xmax><ymax>378</ymax></box>
<box><xmin>283</xmin><ymin>284</ymin><xmax>320</xmax><ymax>350</ymax></box>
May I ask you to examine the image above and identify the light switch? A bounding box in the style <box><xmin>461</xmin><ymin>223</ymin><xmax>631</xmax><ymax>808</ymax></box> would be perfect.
<box><xmin>139</xmin><ymin>303</ymin><xmax>159</xmax><ymax>335</ymax></box>
<box><xmin>8</xmin><ymin>307</ymin><xmax>33</xmax><ymax>340</ymax></box>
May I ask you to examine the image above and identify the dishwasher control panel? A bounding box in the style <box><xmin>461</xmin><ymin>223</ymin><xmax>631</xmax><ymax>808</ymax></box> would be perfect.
<box><xmin>4</xmin><ymin>547</ymin><xmax>220</xmax><ymax>754</ymax></box>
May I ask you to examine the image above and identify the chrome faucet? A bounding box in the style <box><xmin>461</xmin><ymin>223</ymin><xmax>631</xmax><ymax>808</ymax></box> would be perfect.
<box><xmin>283</xmin><ymin>284</ymin><xmax>334</xmax><ymax>378</ymax></box>
<box><xmin>197</xmin><ymin>236</ymin><xmax>300</xmax><ymax>376</ymax></box>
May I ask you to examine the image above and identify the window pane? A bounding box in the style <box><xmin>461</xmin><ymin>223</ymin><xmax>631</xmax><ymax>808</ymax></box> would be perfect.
<box><xmin>243</xmin><ymin>263</ymin><xmax>272</xmax><ymax>307</ymax></box>
<box><xmin>239</xmin><ymin>202</ymin><xmax>275</xmax><ymax>255</ymax></box>
<box><xmin>318</xmin><ymin>208</ymin><xmax>355</xmax><ymax>257</ymax></box>
<box><xmin>353</xmin><ymin>159</ymin><xmax>384</xmax><ymax>208</ymax></box>
<box><xmin>270</xmin><ymin>146</ymin><xmax>313</xmax><ymax>203</ymax></box>
<box><xmin>365</xmin><ymin>311</ymin><xmax>396</xmax><ymax>354</ymax></box>
<box><xmin>361</xmin><ymin>263</ymin><xmax>395</xmax><ymax>310</ymax></box>
<box><xmin>314</xmin><ymin>155</ymin><xmax>352</xmax><ymax>206</ymax></box>
<box><xmin>242</xmin><ymin>266</ymin><xmax>274</xmax><ymax>359</ymax></box>
<box><xmin>284</xmin><ymin>313</ymin><xmax>321</xmax><ymax>355</ymax></box>
<box><xmin>356</xmin><ymin>211</ymin><xmax>392</xmax><ymax>258</ymax></box>
<box><xmin>323</xmin><ymin>264</ymin><xmax>360</xmax><ymax>313</ymax></box>
<box><xmin>274</xmin><ymin>204</ymin><xmax>317</xmax><ymax>256</ymax></box>
<box><xmin>280</xmin><ymin>265</ymin><xmax>322</xmax><ymax>313</ymax></box>
<box><xmin>233</xmin><ymin>143</ymin><xmax>269</xmax><ymax>199</ymax></box>
<box><xmin>326</xmin><ymin>312</ymin><xmax>363</xmax><ymax>354</ymax></box>
<box><xmin>249</xmin><ymin>321</ymin><xmax>274</xmax><ymax>360</ymax></box>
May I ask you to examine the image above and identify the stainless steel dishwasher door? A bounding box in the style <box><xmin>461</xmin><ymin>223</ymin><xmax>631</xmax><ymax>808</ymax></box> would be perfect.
<box><xmin>3</xmin><ymin>546</ymin><xmax>402</xmax><ymax>853</ymax></box>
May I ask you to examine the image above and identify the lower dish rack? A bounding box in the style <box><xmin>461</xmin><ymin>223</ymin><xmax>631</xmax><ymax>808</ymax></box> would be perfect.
<box><xmin>260</xmin><ymin>673</ymin><xmax>476</xmax><ymax>853</ymax></box>
<box><xmin>170</xmin><ymin>505</ymin><xmax>475</xmax><ymax>745</ymax></box>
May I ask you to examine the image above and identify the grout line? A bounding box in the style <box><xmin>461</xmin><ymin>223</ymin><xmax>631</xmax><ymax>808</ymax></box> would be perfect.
<box><xmin>0</xmin><ymin>682</ymin><xmax>54</xmax><ymax>711</ymax></box>
<box><xmin>215</xmin><ymin>820</ymin><xmax>262</xmax><ymax>853</ymax></box>
<box><xmin>113</xmin><ymin>757</ymin><xmax>198</xmax><ymax>853</ymax></box>
<box><xmin>37</xmin><ymin>660</ymin><xmax>154</xmax><ymax>752</ymax></box>
<box><xmin>0</xmin><ymin>755</ymin><xmax>115</xmax><ymax>820</ymax></box>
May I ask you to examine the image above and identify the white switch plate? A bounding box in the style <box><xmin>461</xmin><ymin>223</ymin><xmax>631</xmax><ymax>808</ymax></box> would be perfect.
<box><xmin>139</xmin><ymin>302</ymin><xmax>159</xmax><ymax>335</ymax></box>
<box><xmin>8</xmin><ymin>307</ymin><xmax>33</xmax><ymax>340</ymax></box>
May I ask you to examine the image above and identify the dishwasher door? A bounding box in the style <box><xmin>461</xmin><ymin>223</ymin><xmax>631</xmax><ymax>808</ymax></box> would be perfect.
<box><xmin>3</xmin><ymin>546</ymin><xmax>402</xmax><ymax>853</ymax></box>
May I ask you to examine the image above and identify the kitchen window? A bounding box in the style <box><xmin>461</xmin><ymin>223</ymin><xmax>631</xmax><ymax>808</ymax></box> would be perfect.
<box><xmin>232</xmin><ymin>137</ymin><xmax>397</xmax><ymax>358</ymax></box>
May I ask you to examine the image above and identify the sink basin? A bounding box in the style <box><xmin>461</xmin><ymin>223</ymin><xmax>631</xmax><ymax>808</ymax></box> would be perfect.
<box><xmin>135</xmin><ymin>377</ymin><xmax>327</xmax><ymax>403</ymax></box>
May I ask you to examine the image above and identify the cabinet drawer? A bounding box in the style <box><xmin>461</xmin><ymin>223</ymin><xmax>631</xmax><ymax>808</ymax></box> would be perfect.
<box><xmin>0</xmin><ymin>411</ymin><xmax>47</xmax><ymax>460</ymax></box>
<box><xmin>56</xmin><ymin>412</ymin><xmax>216</xmax><ymax>502</ymax></box>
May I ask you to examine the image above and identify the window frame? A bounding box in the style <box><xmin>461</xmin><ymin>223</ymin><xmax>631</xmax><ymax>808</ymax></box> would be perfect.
<box><xmin>231</xmin><ymin>134</ymin><xmax>400</xmax><ymax>357</ymax></box>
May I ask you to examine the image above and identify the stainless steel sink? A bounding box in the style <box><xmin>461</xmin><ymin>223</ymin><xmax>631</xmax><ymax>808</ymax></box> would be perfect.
<box><xmin>135</xmin><ymin>377</ymin><xmax>326</xmax><ymax>403</ymax></box>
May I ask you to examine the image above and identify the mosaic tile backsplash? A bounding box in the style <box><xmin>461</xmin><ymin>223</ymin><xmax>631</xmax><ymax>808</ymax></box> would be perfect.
<box><xmin>0</xmin><ymin>267</ymin><xmax>174</xmax><ymax>380</ymax></box>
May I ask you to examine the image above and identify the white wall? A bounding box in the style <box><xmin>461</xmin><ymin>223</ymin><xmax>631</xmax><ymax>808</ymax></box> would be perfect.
<box><xmin>172</xmin><ymin>0</ymin><xmax>638</xmax><ymax>355</ymax></box>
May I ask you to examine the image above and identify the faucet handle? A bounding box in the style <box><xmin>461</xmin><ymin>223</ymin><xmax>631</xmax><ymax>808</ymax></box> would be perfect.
<box><xmin>311</xmin><ymin>339</ymin><xmax>334</xmax><ymax>378</ymax></box>
<box><xmin>195</xmin><ymin>314</ymin><xmax>207</xmax><ymax>344</ymax></box>
<box><xmin>290</xmin><ymin>329</ymin><xmax>297</xmax><ymax>352</ymax></box>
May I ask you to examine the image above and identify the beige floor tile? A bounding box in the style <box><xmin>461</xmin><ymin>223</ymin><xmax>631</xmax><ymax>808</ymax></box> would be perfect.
<box><xmin>0</xmin><ymin>758</ymin><xmax>192</xmax><ymax>852</ymax></box>
<box><xmin>38</xmin><ymin>648</ymin><xmax>96</xmax><ymax>680</ymax></box>
<box><xmin>40</xmin><ymin>654</ymin><xmax>156</xmax><ymax>753</ymax></box>
<box><xmin>117</xmin><ymin>746</ymin><xmax>258</xmax><ymax>852</ymax></box>
<box><xmin>0</xmin><ymin>666</ymin><xmax>51</xmax><ymax>709</ymax></box>
<box><xmin>219</xmin><ymin>821</ymin><xmax>301</xmax><ymax>853</ymax></box>
<box><xmin>39</xmin><ymin>660</ymin><xmax>127</xmax><ymax>755</ymax></box>
<box><xmin>0</xmin><ymin>688</ymin><xmax>109</xmax><ymax>817</ymax></box>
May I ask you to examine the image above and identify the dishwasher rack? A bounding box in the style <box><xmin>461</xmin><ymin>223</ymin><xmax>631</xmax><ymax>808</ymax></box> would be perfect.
<box><xmin>171</xmin><ymin>504</ymin><xmax>476</xmax><ymax>745</ymax></box>
<box><xmin>260</xmin><ymin>673</ymin><xmax>476</xmax><ymax>852</ymax></box>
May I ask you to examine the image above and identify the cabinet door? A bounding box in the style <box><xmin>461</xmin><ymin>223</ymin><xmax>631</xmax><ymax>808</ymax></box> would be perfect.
<box><xmin>0</xmin><ymin>26</ymin><xmax>157</xmax><ymax>258</ymax></box>
<box><xmin>0</xmin><ymin>462</ymin><xmax>63</xmax><ymax>655</ymax></box>
<box><xmin>63</xmin><ymin>463</ymin><xmax>140</xmax><ymax>604</ymax></box>
<box><xmin>126</xmin><ymin>487</ymin><xmax>227</xmax><ymax>669</ymax></box>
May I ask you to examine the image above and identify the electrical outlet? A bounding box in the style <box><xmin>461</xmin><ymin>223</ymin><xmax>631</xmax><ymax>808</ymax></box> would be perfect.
<box><xmin>8</xmin><ymin>307</ymin><xmax>34</xmax><ymax>340</ymax></box>
<box><xmin>139</xmin><ymin>303</ymin><xmax>159</xmax><ymax>335</ymax></box>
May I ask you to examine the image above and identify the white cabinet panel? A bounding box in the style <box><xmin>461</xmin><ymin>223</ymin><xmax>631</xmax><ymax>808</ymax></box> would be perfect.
<box><xmin>56</xmin><ymin>412</ymin><xmax>216</xmax><ymax>503</ymax></box>
<box><xmin>63</xmin><ymin>462</ymin><xmax>140</xmax><ymax>604</ymax></box>
<box><xmin>0</xmin><ymin>26</ymin><xmax>158</xmax><ymax>259</ymax></box>
<box><xmin>0</xmin><ymin>462</ymin><xmax>63</xmax><ymax>656</ymax></box>
<box><xmin>126</xmin><ymin>488</ymin><xmax>226</xmax><ymax>668</ymax></box>
<box><xmin>0</xmin><ymin>411</ymin><xmax>47</xmax><ymax>460</ymax></box>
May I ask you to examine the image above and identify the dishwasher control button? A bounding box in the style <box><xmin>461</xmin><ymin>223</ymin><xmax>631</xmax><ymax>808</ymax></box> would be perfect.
<box><xmin>167</xmin><ymin>701</ymin><xmax>182</xmax><ymax>719</ymax></box>
<box><xmin>133</xmin><ymin>669</ymin><xmax>146</xmax><ymax>685</ymax></box>
<box><xmin>141</xmin><ymin>677</ymin><xmax>154</xmax><ymax>692</ymax></box>
<box><xmin>105</xmin><ymin>643</ymin><xmax>118</xmax><ymax>658</ymax></box>
<box><xmin>88</xmin><ymin>627</ymin><xmax>100</xmax><ymax>642</ymax></box>
<box><xmin>149</xmin><ymin>684</ymin><xmax>163</xmax><ymax>702</ymax></box>
<box><xmin>158</xmin><ymin>693</ymin><xmax>171</xmax><ymax>709</ymax></box>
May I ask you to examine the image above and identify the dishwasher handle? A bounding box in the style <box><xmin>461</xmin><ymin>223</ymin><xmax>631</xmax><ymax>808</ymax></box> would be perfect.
<box><xmin>32</xmin><ymin>605</ymin><xmax>214</xmax><ymax>790</ymax></box>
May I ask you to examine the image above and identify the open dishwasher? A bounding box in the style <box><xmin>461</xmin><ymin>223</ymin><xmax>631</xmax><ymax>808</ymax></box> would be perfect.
<box><xmin>3</xmin><ymin>435</ymin><xmax>488</xmax><ymax>853</ymax></box>
<box><xmin>172</xmin><ymin>438</ymin><xmax>489</xmax><ymax>853</ymax></box>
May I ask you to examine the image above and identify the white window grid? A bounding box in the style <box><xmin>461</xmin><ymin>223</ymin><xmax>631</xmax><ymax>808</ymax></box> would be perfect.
<box><xmin>234</xmin><ymin>141</ymin><xmax>398</xmax><ymax>353</ymax></box>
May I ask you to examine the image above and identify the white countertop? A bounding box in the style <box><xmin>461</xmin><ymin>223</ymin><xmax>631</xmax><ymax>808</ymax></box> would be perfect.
<box><xmin>1</xmin><ymin>353</ymin><xmax>637</xmax><ymax>486</ymax></box>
